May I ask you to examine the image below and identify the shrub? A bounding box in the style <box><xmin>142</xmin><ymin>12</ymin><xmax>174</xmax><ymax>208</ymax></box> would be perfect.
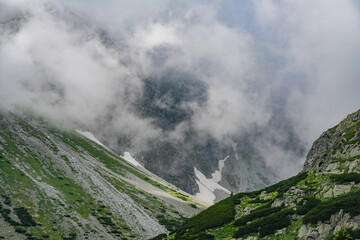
<box><xmin>333</xmin><ymin>229</ymin><xmax>352</xmax><ymax>240</ymax></box>
<box><xmin>175</xmin><ymin>196</ymin><xmax>236</xmax><ymax>238</ymax></box>
<box><xmin>263</xmin><ymin>172</ymin><xmax>308</xmax><ymax>197</ymax></box>
<box><xmin>14</xmin><ymin>227</ymin><xmax>26</xmax><ymax>234</ymax></box>
<box><xmin>149</xmin><ymin>233</ymin><xmax>167</xmax><ymax>240</ymax></box>
<box><xmin>175</xmin><ymin>232</ymin><xmax>215</xmax><ymax>240</ymax></box>
<box><xmin>329</xmin><ymin>173</ymin><xmax>360</xmax><ymax>185</ymax></box>
<box><xmin>0</xmin><ymin>205</ymin><xmax>20</xmax><ymax>226</ymax></box>
<box><xmin>296</xmin><ymin>196</ymin><xmax>321</xmax><ymax>215</ymax></box>
<box><xmin>97</xmin><ymin>216</ymin><xmax>115</xmax><ymax>226</ymax></box>
<box><xmin>328</xmin><ymin>125</ymin><xmax>338</xmax><ymax>134</ymax></box>
<box><xmin>233</xmin><ymin>209</ymin><xmax>294</xmax><ymax>238</ymax></box>
<box><xmin>247</xmin><ymin>198</ymin><xmax>271</xmax><ymax>204</ymax></box>
<box><xmin>234</xmin><ymin>172</ymin><xmax>307</xmax><ymax>203</ymax></box>
<box><xmin>156</xmin><ymin>215</ymin><xmax>181</xmax><ymax>231</ymax></box>
<box><xmin>1</xmin><ymin>195</ymin><xmax>11</xmax><ymax>206</ymax></box>
<box><xmin>348</xmin><ymin>229</ymin><xmax>360</xmax><ymax>239</ymax></box>
<box><xmin>234</xmin><ymin>204</ymin><xmax>282</xmax><ymax>227</ymax></box>
<box><xmin>14</xmin><ymin>207</ymin><xmax>37</xmax><ymax>226</ymax></box>
<box><xmin>303</xmin><ymin>191</ymin><xmax>360</xmax><ymax>224</ymax></box>
<box><xmin>189</xmin><ymin>204</ymin><xmax>197</xmax><ymax>209</ymax></box>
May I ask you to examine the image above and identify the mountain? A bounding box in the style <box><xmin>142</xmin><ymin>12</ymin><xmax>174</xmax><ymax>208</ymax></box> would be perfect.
<box><xmin>103</xmin><ymin>71</ymin><xmax>305</xmax><ymax>203</ymax></box>
<box><xmin>157</xmin><ymin>109</ymin><xmax>360</xmax><ymax>240</ymax></box>
<box><xmin>0</xmin><ymin>3</ymin><xmax>308</xmax><ymax>205</ymax></box>
<box><xmin>0</xmin><ymin>111</ymin><xmax>206</xmax><ymax>240</ymax></box>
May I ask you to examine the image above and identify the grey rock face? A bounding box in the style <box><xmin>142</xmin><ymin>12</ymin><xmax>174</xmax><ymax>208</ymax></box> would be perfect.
<box><xmin>298</xmin><ymin>210</ymin><xmax>360</xmax><ymax>240</ymax></box>
<box><xmin>303</xmin><ymin>109</ymin><xmax>360</xmax><ymax>172</ymax></box>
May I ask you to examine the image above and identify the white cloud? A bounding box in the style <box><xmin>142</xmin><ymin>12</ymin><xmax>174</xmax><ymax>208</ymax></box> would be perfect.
<box><xmin>0</xmin><ymin>0</ymin><xmax>359</xmax><ymax>180</ymax></box>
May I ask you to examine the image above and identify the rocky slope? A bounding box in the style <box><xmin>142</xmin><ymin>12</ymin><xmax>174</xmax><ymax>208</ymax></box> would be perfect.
<box><xmin>0</xmin><ymin>111</ymin><xmax>206</xmax><ymax>240</ymax></box>
<box><xmin>157</xmin><ymin>109</ymin><xmax>360</xmax><ymax>240</ymax></box>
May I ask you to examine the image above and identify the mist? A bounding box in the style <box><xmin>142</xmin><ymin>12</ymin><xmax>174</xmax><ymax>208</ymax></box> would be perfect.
<box><xmin>0</xmin><ymin>0</ymin><xmax>359</xmax><ymax>182</ymax></box>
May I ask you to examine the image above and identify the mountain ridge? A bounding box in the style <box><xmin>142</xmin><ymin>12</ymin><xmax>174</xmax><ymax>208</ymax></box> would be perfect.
<box><xmin>157</xmin><ymin>109</ymin><xmax>360</xmax><ymax>240</ymax></box>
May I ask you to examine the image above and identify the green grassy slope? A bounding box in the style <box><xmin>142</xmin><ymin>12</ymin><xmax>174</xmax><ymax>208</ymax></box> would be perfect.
<box><xmin>157</xmin><ymin>109</ymin><xmax>360</xmax><ymax>240</ymax></box>
<box><xmin>0</xmin><ymin>112</ymin><xmax>204</xmax><ymax>240</ymax></box>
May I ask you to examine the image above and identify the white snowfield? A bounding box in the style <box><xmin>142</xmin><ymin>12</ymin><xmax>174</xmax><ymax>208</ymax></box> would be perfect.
<box><xmin>211</xmin><ymin>155</ymin><xmax>229</xmax><ymax>183</ymax></box>
<box><xmin>76</xmin><ymin>130</ymin><xmax>110</xmax><ymax>150</ymax></box>
<box><xmin>194</xmin><ymin>156</ymin><xmax>231</xmax><ymax>204</ymax></box>
<box><xmin>121</xmin><ymin>152</ymin><xmax>142</xmax><ymax>168</ymax></box>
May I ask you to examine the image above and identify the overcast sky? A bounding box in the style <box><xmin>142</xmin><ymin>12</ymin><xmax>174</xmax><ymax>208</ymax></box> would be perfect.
<box><xmin>0</xmin><ymin>0</ymin><xmax>359</xmax><ymax>177</ymax></box>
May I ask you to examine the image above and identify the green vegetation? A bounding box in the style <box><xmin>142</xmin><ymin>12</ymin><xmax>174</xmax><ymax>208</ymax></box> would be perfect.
<box><xmin>330</xmin><ymin>155</ymin><xmax>360</xmax><ymax>163</ymax></box>
<box><xmin>48</xmin><ymin>127</ymin><xmax>197</xmax><ymax>205</ymax></box>
<box><xmin>0</xmin><ymin>113</ymin><xmax>193</xmax><ymax>239</ymax></box>
<box><xmin>344</xmin><ymin>137</ymin><xmax>360</xmax><ymax>145</ymax></box>
<box><xmin>156</xmin><ymin>215</ymin><xmax>182</xmax><ymax>231</ymax></box>
<box><xmin>207</xmin><ymin>223</ymin><xmax>234</xmax><ymax>240</ymax></box>
<box><xmin>14</xmin><ymin>207</ymin><xmax>37</xmax><ymax>226</ymax></box>
<box><xmin>166</xmin><ymin>172</ymin><xmax>307</xmax><ymax>239</ymax></box>
<box><xmin>262</xmin><ymin>172</ymin><xmax>308</xmax><ymax>197</ymax></box>
<box><xmin>282</xmin><ymin>219</ymin><xmax>303</xmax><ymax>240</ymax></box>
<box><xmin>247</xmin><ymin>197</ymin><xmax>271</xmax><ymax>204</ymax></box>
<box><xmin>150</xmin><ymin>233</ymin><xmax>168</xmax><ymax>240</ymax></box>
<box><xmin>0</xmin><ymin>203</ymin><xmax>20</xmax><ymax>226</ymax></box>
<box><xmin>174</xmin><ymin>196</ymin><xmax>235</xmax><ymax>238</ymax></box>
<box><xmin>296</xmin><ymin>196</ymin><xmax>321</xmax><ymax>215</ymax></box>
<box><xmin>337</xmin><ymin>165</ymin><xmax>349</xmax><ymax>171</ymax></box>
<box><xmin>234</xmin><ymin>204</ymin><xmax>282</xmax><ymax>227</ymax></box>
<box><xmin>329</xmin><ymin>173</ymin><xmax>360</xmax><ymax>184</ymax></box>
<box><xmin>303</xmin><ymin>191</ymin><xmax>360</xmax><ymax>224</ymax></box>
<box><xmin>328</xmin><ymin>125</ymin><xmax>338</xmax><ymax>134</ymax></box>
<box><xmin>343</xmin><ymin>129</ymin><xmax>356</xmax><ymax>141</ymax></box>
<box><xmin>161</xmin><ymin>111</ymin><xmax>360</xmax><ymax>240</ymax></box>
<box><xmin>334</xmin><ymin>229</ymin><xmax>352</xmax><ymax>240</ymax></box>
<box><xmin>233</xmin><ymin>172</ymin><xmax>307</xmax><ymax>204</ymax></box>
<box><xmin>175</xmin><ymin>232</ymin><xmax>215</xmax><ymax>240</ymax></box>
<box><xmin>233</xmin><ymin>208</ymin><xmax>294</xmax><ymax>238</ymax></box>
<box><xmin>348</xmin><ymin>229</ymin><xmax>360</xmax><ymax>239</ymax></box>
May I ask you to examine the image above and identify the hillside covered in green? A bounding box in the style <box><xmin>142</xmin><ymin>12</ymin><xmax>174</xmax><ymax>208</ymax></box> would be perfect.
<box><xmin>155</xmin><ymin>109</ymin><xmax>360</xmax><ymax>240</ymax></box>
<box><xmin>0</xmin><ymin>111</ymin><xmax>205</xmax><ymax>240</ymax></box>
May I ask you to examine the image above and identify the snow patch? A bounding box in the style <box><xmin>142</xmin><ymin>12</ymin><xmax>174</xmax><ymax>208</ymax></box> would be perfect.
<box><xmin>76</xmin><ymin>130</ymin><xmax>109</xmax><ymax>150</ymax></box>
<box><xmin>122</xmin><ymin>152</ymin><xmax>142</xmax><ymax>167</ymax></box>
<box><xmin>211</xmin><ymin>155</ymin><xmax>229</xmax><ymax>183</ymax></box>
<box><xmin>194</xmin><ymin>157</ymin><xmax>231</xmax><ymax>204</ymax></box>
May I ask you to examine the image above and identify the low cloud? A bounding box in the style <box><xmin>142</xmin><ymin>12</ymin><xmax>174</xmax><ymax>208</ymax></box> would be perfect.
<box><xmin>0</xmin><ymin>0</ymin><xmax>359</xmax><ymax>180</ymax></box>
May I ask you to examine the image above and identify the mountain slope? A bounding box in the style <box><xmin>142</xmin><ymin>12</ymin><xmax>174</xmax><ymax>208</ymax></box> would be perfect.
<box><xmin>0</xmin><ymin>3</ymin><xmax>308</xmax><ymax>204</ymax></box>
<box><xmin>0</xmin><ymin>111</ymin><xmax>205</xmax><ymax>240</ymax></box>
<box><xmin>159</xmin><ymin>109</ymin><xmax>360</xmax><ymax>240</ymax></box>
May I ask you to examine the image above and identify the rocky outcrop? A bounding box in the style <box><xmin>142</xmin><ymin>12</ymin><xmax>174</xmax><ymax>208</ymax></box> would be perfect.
<box><xmin>304</xmin><ymin>109</ymin><xmax>360</xmax><ymax>172</ymax></box>
<box><xmin>298</xmin><ymin>210</ymin><xmax>360</xmax><ymax>239</ymax></box>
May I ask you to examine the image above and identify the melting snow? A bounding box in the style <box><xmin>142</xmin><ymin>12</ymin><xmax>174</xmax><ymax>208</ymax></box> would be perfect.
<box><xmin>76</xmin><ymin>130</ymin><xmax>142</xmax><ymax>168</ymax></box>
<box><xmin>194</xmin><ymin>156</ymin><xmax>231</xmax><ymax>204</ymax></box>
<box><xmin>211</xmin><ymin>155</ymin><xmax>230</xmax><ymax>183</ymax></box>
<box><xmin>122</xmin><ymin>152</ymin><xmax>142</xmax><ymax>167</ymax></box>
<box><xmin>76</xmin><ymin>130</ymin><xmax>110</xmax><ymax>150</ymax></box>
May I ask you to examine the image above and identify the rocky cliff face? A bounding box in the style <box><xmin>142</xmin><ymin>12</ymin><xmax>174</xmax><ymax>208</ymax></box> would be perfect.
<box><xmin>159</xmin><ymin>109</ymin><xmax>360</xmax><ymax>240</ymax></box>
<box><xmin>304</xmin><ymin>109</ymin><xmax>360</xmax><ymax>172</ymax></box>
